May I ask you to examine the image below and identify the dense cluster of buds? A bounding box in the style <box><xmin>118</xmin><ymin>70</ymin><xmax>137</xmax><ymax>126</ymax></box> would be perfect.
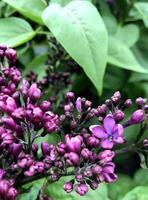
<box><xmin>0</xmin><ymin>45</ymin><xmax>147</xmax><ymax>199</ymax></box>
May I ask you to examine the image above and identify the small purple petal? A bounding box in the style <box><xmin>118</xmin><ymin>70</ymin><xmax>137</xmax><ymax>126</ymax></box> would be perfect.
<box><xmin>113</xmin><ymin>124</ymin><xmax>124</xmax><ymax>137</ymax></box>
<box><xmin>114</xmin><ymin>137</ymin><xmax>124</xmax><ymax>144</ymax></box>
<box><xmin>103</xmin><ymin>114</ymin><xmax>115</xmax><ymax>134</ymax></box>
<box><xmin>76</xmin><ymin>97</ymin><xmax>82</xmax><ymax>112</ymax></box>
<box><xmin>89</xmin><ymin>125</ymin><xmax>106</xmax><ymax>139</ymax></box>
<box><xmin>101</xmin><ymin>139</ymin><xmax>114</xmax><ymax>149</ymax></box>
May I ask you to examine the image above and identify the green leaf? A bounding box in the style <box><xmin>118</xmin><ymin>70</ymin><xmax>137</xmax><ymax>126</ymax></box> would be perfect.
<box><xmin>134</xmin><ymin>168</ymin><xmax>148</xmax><ymax>186</ymax></box>
<box><xmin>99</xmin><ymin>0</ymin><xmax>117</xmax><ymax>34</ymax></box>
<box><xmin>45</xmin><ymin>176</ymin><xmax>111</xmax><ymax>200</ymax></box>
<box><xmin>50</xmin><ymin>0</ymin><xmax>72</xmax><ymax>6</ymax></box>
<box><xmin>3</xmin><ymin>0</ymin><xmax>46</xmax><ymax>24</ymax></box>
<box><xmin>108</xmin><ymin>36</ymin><xmax>148</xmax><ymax>73</ymax></box>
<box><xmin>115</xmin><ymin>24</ymin><xmax>140</xmax><ymax>47</ymax></box>
<box><xmin>134</xmin><ymin>2</ymin><xmax>148</xmax><ymax>28</ymax></box>
<box><xmin>108</xmin><ymin>174</ymin><xmax>135</xmax><ymax>200</ymax></box>
<box><xmin>23</xmin><ymin>55</ymin><xmax>48</xmax><ymax>79</ymax></box>
<box><xmin>0</xmin><ymin>17</ymin><xmax>36</xmax><ymax>47</ymax></box>
<box><xmin>122</xmin><ymin>186</ymin><xmax>148</xmax><ymax>200</ymax></box>
<box><xmin>129</xmin><ymin>72</ymin><xmax>148</xmax><ymax>83</ymax></box>
<box><xmin>42</xmin><ymin>1</ymin><xmax>108</xmax><ymax>95</ymax></box>
<box><xmin>17</xmin><ymin>179</ymin><xmax>45</xmax><ymax>200</ymax></box>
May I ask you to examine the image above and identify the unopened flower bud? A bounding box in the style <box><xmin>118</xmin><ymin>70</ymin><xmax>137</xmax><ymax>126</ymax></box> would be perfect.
<box><xmin>92</xmin><ymin>165</ymin><xmax>102</xmax><ymax>174</ymax></box>
<box><xmin>66</xmin><ymin>92</ymin><xmax>75</xmax><ymax>101</ymax></box>
<box><xmin>76</xmin><ymin>97</ymin><xmax>82</xmax><ymax>112</ymax></box>
<box><xmin>75</xmin><ymin>184</ymin><xmax>88</xmax><ymax>196</ymax></box>
<box><xmin>6</xmin><ymin>187</ymin><xmax>18</xmax><ymax>200</ymax></box>
<box><xmin>5</xmin><ymin>48</ymin><xmax>16</xmax><ymax>63</ymax></box>
<box><xmin>90</xmin><ymin>181</ymin><xmax>98</xmax><ymax>190</ymax></box>
<box><xmin>136</xmin><ymin>97</ymin><xmax>147</xmax><ymax>106</ymax></box>
<box><xmin>63</xmin><ymin>182</ymin><xmax>73</xmax><ymax>193</ymax></box>
<box><xmin>81</xmin><ymin>148</ymin><xmax>91</xmax><ymax>159</ymax></box>
<box><xmin>130</xmin><ymin>109</ymin><xmax>144</xmax><ymax>124</ymax></box>
<box><xmin>124</xmin><ymin>99</ymin><xmax>132</xmax><ymax>107</ymax></box>
<box><xmin>87</xmin><ymin>136</ymin><xmax>99</xmax><ymax>148</ymax></box>
<box><xmin>64</xmin><ymin>152</ymin><xmax>80</xmax><ymax>166</ymax></box>
<box><xmin>28</xmin><ymin>83</ymin><xmax>41</xmax><ymax>100</ymax></box>
<box><xmin>75</xmin><ymin>174</ymin><xmax>83</xmax><ymax>182</ymax></box>
<box><xmin>114</xmin><ymin>110</ymin><xmax>125</xmax><ymax>121</ymax></box>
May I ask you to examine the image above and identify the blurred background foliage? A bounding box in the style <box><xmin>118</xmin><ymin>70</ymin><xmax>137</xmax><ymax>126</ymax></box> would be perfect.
<box><xmin>0</xmin><ymin>0</ymin><xmax>148</xmax><ymax>199</ymax></box>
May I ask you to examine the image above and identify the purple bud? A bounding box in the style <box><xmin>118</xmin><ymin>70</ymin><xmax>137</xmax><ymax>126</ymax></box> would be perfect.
<box><xmin>32</xmin><ymin>107</ymin><xmax>43</xmax><ymax>122</ymax></box>
<box><xmin>64</xmin><ymin>152</ymin><xmax>80</xmax><ymax>166</ymax></box>
<box><xmin>64</xmin><ymin>104</ymin><xmax>72</xmax><ymax>112</ymax></box>
<box><xmin>0</xmin><ymin>180</ymin><xmax>10</xmax><ymax>197</ymax></box>
<box><xmin>6</xmin><ymin>187</ymin><xmax>18</xmax><ymax>200</ymax></box>
<box><xmin>65</xmin><ymin>134</ymin><xmax>83</xmax><ymax>154</ymax></box>
<box><xmin>0</xmin><ymin>49</ymin><xmax>4</xmax><ymax>58</ymax></box>
<box><xmin>5</xmin><ymin>48</ymin><xmax>17</xmax><ymax>63</ymax></box>
<box><xmin>51</xmin><ymin>173</ymin><xmax>59</xmax><ymax>182</ymax></box>
<box><xmin>2</xmin><ymin>117</ymin><xmax>16</xmax><ymax>130</ymax></box>
<box><xmin>90</xmin><ymin>181</ymin><xmax>98</xmax><ymax>190</ymax></box>
<box><xmin>84</xmin><ymin>169</ymin><xmax>93</xmax><ymax>177</ymax></box>
<box><xmin>6</xmin><ymin>97</ymin><xmax>17</xmax><ymax>113</ymax></box>
<box><xmin>32</xmin><ymin>144</ymin><xmax>38</xmax><ymax>156</ymax></box>
<box><xmin>124</xmin><ymin>99</ymin><xmax>132</xmax><ymax>107</ymax></box>
<box><xmin>144</xmin><ymin>138</ymin><xmax>148</xmax><ymax>147</ymax></box>
<box><xmin>136</xmin><ymin>97</ymin><xmax>147</xmax><ymax>106</ymax></box>
<box><xmin>18</xmin><ymin>155</ymin><xmax>33</xmax><ymax>168</ymax></box>
<box><xmin>114</xmin><ymin>110</ymin><xmax>125</xmax><ymax>121</ymax></box>
<box><xmin>75</xmin><ymin>174</ymin><xmax>83</xmax><ymax>182</ymax></box>
<box><xmin>63</xmin><ymin>182</ymin><xmax>73</xmax><ymax>193</ymax></box>
<box><xmin>66</xmin><ymin>92</ymin><xmax>75</xmax><ymax>101</ymax></box>
<box><xmin>130</xmin><ymin>109</ymin><xmax>144</xmax><ymax>124</ymax></box>
<box><xmin>0</xmin><ymin>44</ymin><xmax>7</xmax><ymax>51</ymax></box>
<box><xmin>98</xmin><ymin>150</ymin><xmax>115</xmax><ymax>164</ymax></box>
<box><xmin>97</xmin><ymin>104</ymin><xmax>107</xmax><ymax>115</ymax></box>
<box><xmin>20</xmin><ymin>79</ymin><xmax>29</xmax><ymax>96</ymax></box>
<box><xmin>85</xmin><ymin>100</ymin><xmax>92</xmax><ymax>108</ymax></box>
<box><xmin>9</xmin><ymin>143</ymin><xmax>22</xmax><ymax>158</ymax></box>
<box><xmin>81</xmin><ymin>148</ymin><xmax>91</xmax><ymax>159</ymax></box>
<box><xmin>87</xmin><ymin>136</ymin><xmax>99</xmax><ymax>148</ymax></box>
<box><xmin>76</xmin><ymin>97</ymin><xmax>82</xmax><ymax>112</ymax></box>
<box><xmin>92</xmin><ymin>165</ymin><xmax>102</xmax><ymax>174</ymax></box>
<box><xmin>57</xmin><ymin>142</ymin><xmax>66</xmax><ymax>155</ymax></box>
<box><xmin>40</xmin><ymin>101</ymin><xmax>51</xmax><ymax>112</ymax></box>
<box><xmin>1</xmin><ymin>132</ymin><xmax>15</xmax><ymax>145</ymax></box>
<box><xmin>12</xmin><ymin>108</ymin><xmax>25</xmax><ymax>120</ymax></box>
<box><xmin>102</xmin><ymin>172</ymin><xmax>117</xmax><ymax>183</ymax></box>
<box><xmin>75</xmin><ymin>184</ymin><xmax>88</xmax><ymax>196</ymax></box>
<box><xmin>28</xmin><ymin>83</ymin><xmax>41</xmax><ymax>100</ymax></box>
<box><xmin>41</xmin><ymin>142</ymin><xmax>54</xmax><ymax>156</ymax></box>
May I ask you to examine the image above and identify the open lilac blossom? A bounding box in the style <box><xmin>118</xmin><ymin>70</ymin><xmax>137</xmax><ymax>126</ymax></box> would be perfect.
<box><xmin>89</xmin><ymin>114</ymin><xmax>125</xmax><ymax>149</ymax></box>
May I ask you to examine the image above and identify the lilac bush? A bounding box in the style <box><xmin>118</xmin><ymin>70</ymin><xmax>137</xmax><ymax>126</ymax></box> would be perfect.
<box><xmin>0</xmin><ymin>45</ymin><xmax>147</xmax><ymax>200</ymax></box>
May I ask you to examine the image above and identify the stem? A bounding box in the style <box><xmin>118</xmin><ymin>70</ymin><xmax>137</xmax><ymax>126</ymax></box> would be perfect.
<box><xmin>15</xmin><ymin>171</ymin><xmax>74</xmax><ymax>187</ymax></box>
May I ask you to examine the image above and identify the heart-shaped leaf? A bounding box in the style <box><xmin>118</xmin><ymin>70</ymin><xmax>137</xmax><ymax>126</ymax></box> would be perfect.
<box><xmin>42</xmin><ymin>1</ymin><xmax>108</xmax><ymax>95</ymax></box>
<box><xmin>0</xmin><ymin>17</ymin><xmax>36</xmax><ymax>47</ymax></box>
<box><xmin>108</xmin><ymin>36</ymin><xmax>148</xmax><ymax>73</ymax></box>
<box><xmin>3</xmin><ymin>0</ymin><xmax>46</xmax><ymax>24</ymax></box>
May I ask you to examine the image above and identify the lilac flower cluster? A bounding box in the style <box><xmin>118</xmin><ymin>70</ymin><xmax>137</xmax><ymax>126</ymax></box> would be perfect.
<box><xmin>0</xmin><ymin>45</ymin><xmax>147</xmax><ymax>199</ymax></box>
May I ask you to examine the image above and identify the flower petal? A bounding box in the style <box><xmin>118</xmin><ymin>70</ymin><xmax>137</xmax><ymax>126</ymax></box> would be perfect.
<box><xmin>103</xmin><ymin>114</ymin><xmax>115</xmax><ymax>134</ymax></box>
<box><xmin>89</xmin><ymin>125</ymin><xmax>106</xmax><ymax>139</ymax></box>
<box><xmin>114</xmin><ymin>137</ymin><xmax>124</xmax><ymax>144</ymax></box>
<box><xmin>113</xmin><ymin>124</ymin><xmax>124</xmax><ymax>137</ymax></box>
<box><xmin>101</xmin><ymin>139</ymin><xmax>114</xmax><ymax>149</ymax></box>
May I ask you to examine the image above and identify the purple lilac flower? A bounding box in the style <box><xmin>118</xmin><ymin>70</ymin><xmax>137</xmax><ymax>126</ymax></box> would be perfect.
<box><xmin>89</xmin><ymin>114</ymin><xmax>124</xmax><ymax>149</ymax></box>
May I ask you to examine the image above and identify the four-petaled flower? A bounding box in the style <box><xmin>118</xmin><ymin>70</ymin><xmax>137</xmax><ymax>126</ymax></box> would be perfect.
<box><xmin>89</xmin><ymin>114</ymin><xmax>124</xmax><ymax>149</ymax></box>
